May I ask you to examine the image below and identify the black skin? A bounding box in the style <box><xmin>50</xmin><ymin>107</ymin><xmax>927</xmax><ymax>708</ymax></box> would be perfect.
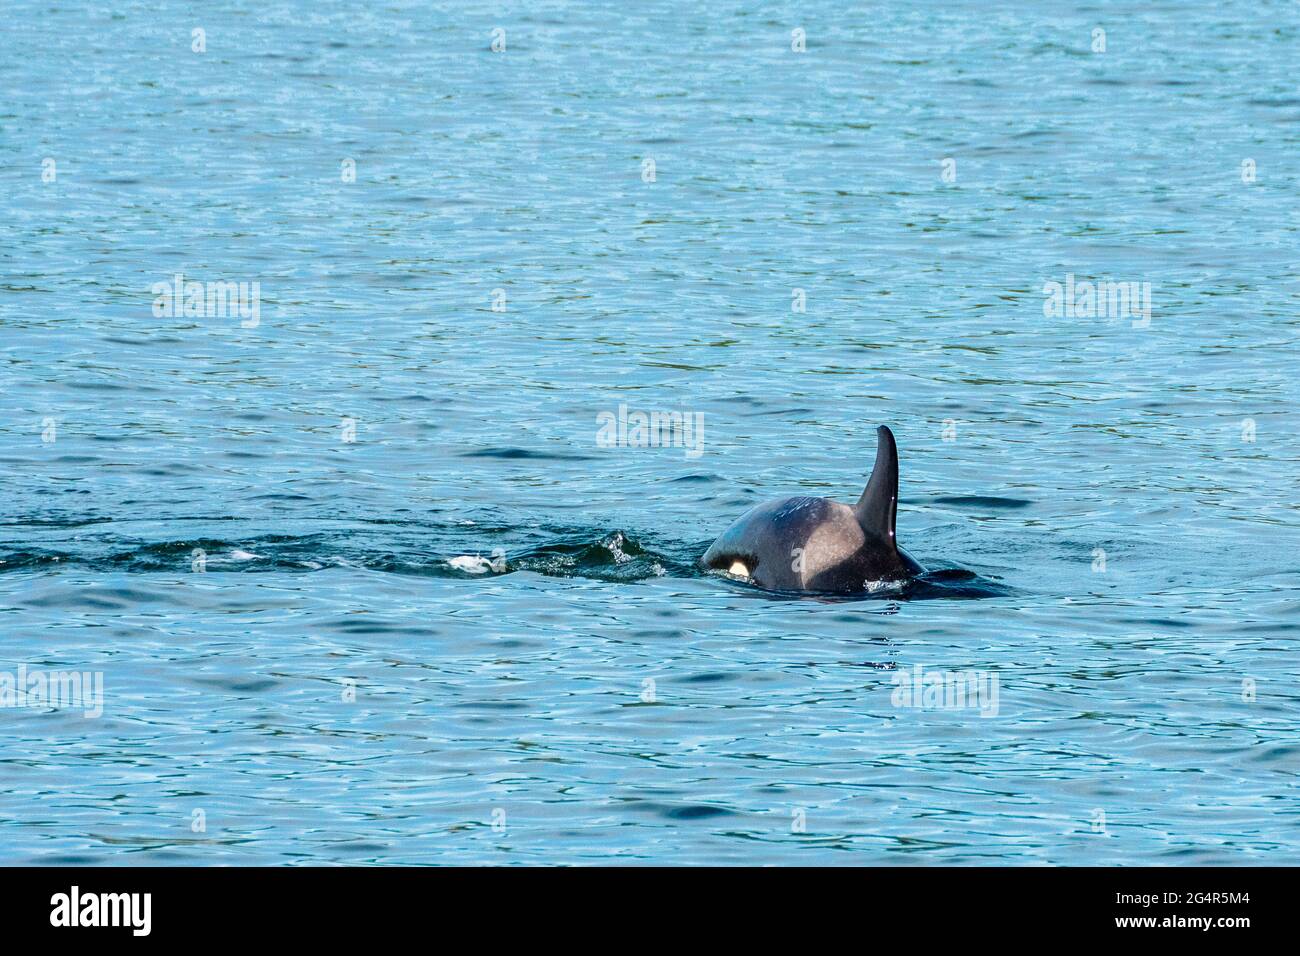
<box><xmin>699</xmin><ymin>426</ymin><xmax>924</xmax><ymax>593</ymax></box>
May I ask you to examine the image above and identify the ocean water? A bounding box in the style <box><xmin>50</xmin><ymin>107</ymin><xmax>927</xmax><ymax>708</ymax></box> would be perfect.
<box><xmin>2</xmin><ymin>1</ymin><xmax>1299</xmax><ymax>865</ymax></box>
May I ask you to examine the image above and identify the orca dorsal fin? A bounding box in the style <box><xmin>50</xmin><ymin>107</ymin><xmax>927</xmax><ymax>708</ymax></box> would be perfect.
<box><xmin>853</xmin><ymin>425</ymin><xmax>900</xmax><ymax>544</ymax></box>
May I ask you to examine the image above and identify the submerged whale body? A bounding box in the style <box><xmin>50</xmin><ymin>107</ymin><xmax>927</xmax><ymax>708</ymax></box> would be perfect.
<box><xmin>700</xmin><ymin>425</ymin><xmax>923</xmax><ymax>592</ymax></box>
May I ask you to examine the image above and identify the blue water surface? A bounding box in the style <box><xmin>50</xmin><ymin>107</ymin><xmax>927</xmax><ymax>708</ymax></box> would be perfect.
<box><xmin>2</xmin><ymin>1</ymin><xmax>1299</xmax><ymax>864</ymax></box>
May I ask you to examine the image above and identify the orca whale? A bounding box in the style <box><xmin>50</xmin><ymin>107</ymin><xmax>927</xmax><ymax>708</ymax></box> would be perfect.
<box><xmin>700</xmin><ymin>425</ymin><xmax>923</xmax><ymax>592</ymax></box>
